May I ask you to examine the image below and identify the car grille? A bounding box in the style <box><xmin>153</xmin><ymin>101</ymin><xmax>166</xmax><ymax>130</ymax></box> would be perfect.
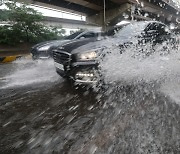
<box><xmin>53</xmin><ymin>50</ymin><xmax>71</xmax><ymax>65</ymax></box>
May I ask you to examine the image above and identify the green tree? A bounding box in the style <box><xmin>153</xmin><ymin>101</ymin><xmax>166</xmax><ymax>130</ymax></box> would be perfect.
<box><xmin>0</xmin><ymin>10</ymin><xmax>10</xmax><ymax>21</ymax></box>
<box><xmin>0</xmin><ymin>1</ymin><xmax>65</xmax><ymax>45</ymax></box>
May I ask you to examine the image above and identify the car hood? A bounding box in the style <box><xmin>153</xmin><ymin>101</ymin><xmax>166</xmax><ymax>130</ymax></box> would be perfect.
<box><xmin>31</xmin><ymin>40</ymin><xmax>70</xmax><ymax>49</ymax></box>
<box><xmin>71</xmin><ymin>36</ymin><xmax>132</xmax><ymax>54</ymax></box>
<box><xmin>56</xmin><ymin>37</ymin><xmax>102</xmax><ymax>53</ymax></box>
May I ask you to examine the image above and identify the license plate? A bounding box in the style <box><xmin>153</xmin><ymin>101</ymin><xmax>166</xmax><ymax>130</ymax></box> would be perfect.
<box><xmin>54</xmin><ymin>62</ymin><xmax>64</xmax><ymax>70</ymax></box>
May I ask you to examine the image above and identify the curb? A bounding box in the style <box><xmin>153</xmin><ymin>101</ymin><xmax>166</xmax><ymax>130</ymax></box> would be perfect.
<box><xmin>0</xmin><ymin>55</ymin><xmax>31</xmax><ymax>63</ymax></box>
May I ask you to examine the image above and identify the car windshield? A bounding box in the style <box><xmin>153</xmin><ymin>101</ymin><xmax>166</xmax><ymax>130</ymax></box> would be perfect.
<box><xmin>113</xmin><ymin>22</ymin><xmax>148</xmax><ymax>38</ymax></box>
<box><xmin>105</xmin><ymin>23</ymin><xmax>130</xmax><ymax>36</ymax></box>
<box><xmin>64</xmin><ymin>31</ymin><xmax>84</xmax><ymax>39</ymax></box>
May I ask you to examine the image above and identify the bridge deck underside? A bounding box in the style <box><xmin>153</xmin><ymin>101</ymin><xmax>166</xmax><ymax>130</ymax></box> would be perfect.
<box><xmin>30</xmin><ymin>0</ymin><xmax>179</xmax><ymax>26</ymax></box>
<box><xmin>33</xmin><ymin>0</ymin><xmax>179</xmax><ymax>16</ymax></box>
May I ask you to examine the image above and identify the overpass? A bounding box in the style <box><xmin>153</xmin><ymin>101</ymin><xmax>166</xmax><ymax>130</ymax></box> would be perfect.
<box><xmin>0</xmin><ymin>15</ymin><xmax>101</xmax><ymax>30</ymax></box>
<box><xmin>42</xmin><ymin>16</ymin><xmax>101</xmax><ymax>30</ymax></box>
<box><xmin>18</xmin><ymin>0</ymin><xmax>180</xmax><ymax>29</ymax></box>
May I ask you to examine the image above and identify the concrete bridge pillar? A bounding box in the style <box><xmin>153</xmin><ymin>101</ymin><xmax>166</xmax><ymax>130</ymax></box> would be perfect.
<box><xmin>86</xmin><ymin>3</ymin><xmax>131</xmax><ymax>30</ymax></box>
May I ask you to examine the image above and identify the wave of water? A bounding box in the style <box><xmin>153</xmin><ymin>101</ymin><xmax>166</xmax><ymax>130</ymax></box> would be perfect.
<box><xmin>101</xmin><ymin>41</ymin><xmax>180</xmax><ymax>83</ymax></box>
<box><xmin>0</xmin><ymin>59</ymin><xmax>60</xmax><ymax>89</ymax></box>
<box><xmin>100</xmin><ymin>37</ymin><xmax>180</xmax><ymax>103</ymax></box>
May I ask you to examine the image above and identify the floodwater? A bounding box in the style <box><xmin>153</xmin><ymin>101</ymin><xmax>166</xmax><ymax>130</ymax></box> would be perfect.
<box><xmin>0</xmin><ymin>40</ymin><xmax>180</xmax><ymax>154</ymax></box>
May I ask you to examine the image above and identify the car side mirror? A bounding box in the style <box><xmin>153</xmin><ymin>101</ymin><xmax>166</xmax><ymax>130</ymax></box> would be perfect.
<box><xmin>80</xmin><ymin>36</ymin><xmax>85</xmax><ymax>39</ymax></box>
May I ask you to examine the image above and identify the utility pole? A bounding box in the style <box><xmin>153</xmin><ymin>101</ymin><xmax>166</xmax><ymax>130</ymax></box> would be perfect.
<box><xmin>103</xmin><ymin>0</ymin><xmax>107</xmax><ymax>31</ymax></box>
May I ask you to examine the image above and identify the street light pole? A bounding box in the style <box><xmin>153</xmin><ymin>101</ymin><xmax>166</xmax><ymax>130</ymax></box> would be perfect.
<box><xmin>103</xmin><ymin>0</ymin><xmax>106</xmax><ymax>31</ymax></box>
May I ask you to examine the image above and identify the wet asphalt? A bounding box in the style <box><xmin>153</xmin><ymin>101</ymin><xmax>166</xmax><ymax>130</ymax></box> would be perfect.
<box><xmin>0</xmin><ymin>60</ymin><xmax>180</xmax><ymax>154</ymax></box>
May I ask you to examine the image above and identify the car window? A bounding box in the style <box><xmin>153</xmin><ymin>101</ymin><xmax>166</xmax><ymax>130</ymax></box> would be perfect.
<box><xmin>105</xmin><ymin>23</ymin><xmax>130</xmax><ymax>36</ymax></box>
<box><xmin>113</xmin><ymin>22</ymin><xmax>148</xmax><ymax>38</ymax></box>
<box><xmin>145</xmin><ymin>23</ymin><xmax>169</xmax><ymax>35</ymax></box>
<box><xmin>80</xmin><ymin>32</ymin><xmax>96</xmax><ymax>38</ymax></box>
<box><xmin>106</xmin><ymin>26</ymin><xmax>125</xmax><ymax>36</ymax></box>
<box><xmin>64</xmin><ymin>31</ymin><xmax>84</xmax><ymax>39</ymax></box>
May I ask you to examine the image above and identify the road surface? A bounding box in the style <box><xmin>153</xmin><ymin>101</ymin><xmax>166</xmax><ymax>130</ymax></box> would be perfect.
<box><xmin>0</xmin><ymin>59</ymin><xmax>180</xmax><ymax>154</ymax></box>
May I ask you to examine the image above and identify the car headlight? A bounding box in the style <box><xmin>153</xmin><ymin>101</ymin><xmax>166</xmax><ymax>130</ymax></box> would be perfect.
<box><xmin>38</xmin><ymin>45</ymin><xmax>51</xmax><ymax>51</ymax></box>
<box><xmin>77</xmin><ymin>51</ymin><xmax>97</xmax><ymax>61</ymax></box>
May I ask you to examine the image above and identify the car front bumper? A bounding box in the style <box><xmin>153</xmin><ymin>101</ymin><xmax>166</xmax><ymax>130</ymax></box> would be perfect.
<box><xmin>55</xmin><ymin>61</ymin><xmax>99</xmax><ymax>84</ymax></box>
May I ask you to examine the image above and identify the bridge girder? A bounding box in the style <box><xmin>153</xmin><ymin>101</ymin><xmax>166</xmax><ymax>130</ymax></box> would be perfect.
<box><xmin>18</xmin><ymin>0</ymin><xmax>180</xmax><ymax>28</ymax></box>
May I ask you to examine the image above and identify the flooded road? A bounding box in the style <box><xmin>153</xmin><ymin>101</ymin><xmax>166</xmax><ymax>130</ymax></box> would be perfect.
<box><xmin>0</xmin><ymin>58</ymin><xmax>180</xmax><ymax>154</ymax></box>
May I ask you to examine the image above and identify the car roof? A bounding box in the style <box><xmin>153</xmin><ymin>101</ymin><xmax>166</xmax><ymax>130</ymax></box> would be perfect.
<box><xmin>132</xmin><ymin>20</ymin><xmax>166</xmax><ymax>26</ymax></box>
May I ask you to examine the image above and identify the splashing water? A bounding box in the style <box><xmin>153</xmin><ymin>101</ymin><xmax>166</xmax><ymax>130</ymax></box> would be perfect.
<box><xmin>0</xmin><ymin>59</ymin><xmax>60</xmax><ymax>89</ymax></box>
<box><xmin>0</xmin><ymin>36</ymin><xmax>179</xmax><ymax>154</ymax></box>
<box><xmin>66</xmin><ymin>36</ymin><xmax>180</xmax><ymax>154</ymax></box>
<box><xmin>101</xmin><ymin>39</ymin><xmax>180</xmax><ymax>84</ymax></box>
<box><xmin>100</xmin><ymin>35</ymin><xmax>180</xmax><ymax>102</ymax></box>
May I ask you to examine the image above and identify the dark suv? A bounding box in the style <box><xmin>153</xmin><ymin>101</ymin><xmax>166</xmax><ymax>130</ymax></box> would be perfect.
<box><xmin>30</xmin><ymin>30</ymin><xmax>101</xmax><ymax>59</ymax></box>
<box><xmin>53</xmin><ymin>21</ymin><xmax>175</xmax><ymax>85</ymax></box>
